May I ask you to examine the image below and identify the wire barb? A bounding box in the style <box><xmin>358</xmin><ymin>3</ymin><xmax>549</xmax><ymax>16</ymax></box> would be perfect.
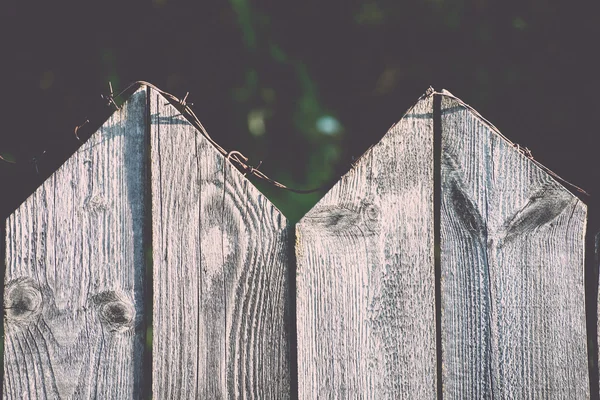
<box><xmin>513</xmin><ymin>143</ymin><xmax>533</xmax><ymax>159</ymax></box>
<box><xmin>243</xmin><ymin>160</ymin><xmax>263</xmax><ymax>177</ymax></box>
<box><xmin>179</xmin><ymin>92</ymin><xmax>193</xmax><ymax>108</ymax></box>
<box><xmin>101</xmin><ymin>82</ymin><xmax>120</xmax><ymax>110</ymax></box>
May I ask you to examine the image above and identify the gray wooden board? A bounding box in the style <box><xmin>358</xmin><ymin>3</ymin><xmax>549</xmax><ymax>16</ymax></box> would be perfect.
<box><xmin>440</xmin><ymin>96</ymin><xmax>588</xmax><ymax>398</ymax></box>
<box><xmin>3</xmin><ymin>89</ymin><xmax>147</xmax><ymax>398</ymax></box>
<box><xmin>149</xmin><ymin>88</ymin><xmax>291</xmax><ymax>399</ymax></box>
<box><xmin>296</xmin><ymin>96</ymin><xmax>437</xmax><ymax>399</ymax></box>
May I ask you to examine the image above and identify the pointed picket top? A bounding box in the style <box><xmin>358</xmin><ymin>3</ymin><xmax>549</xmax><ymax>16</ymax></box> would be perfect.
<box><xmin>439</xmin><ymin>88</ymin><xmax>585</xmax><ymax>201</ymax></box>
<box><xmin>296</xmin><ymin>92</ymin><xmax>437</xmax><ymax>398</ymax></box>
<box><xmin>439</xmin><ymin>92</ymin><xmax>588</xmax><ymax>398</ymax></box>
<box><xmin>4</xmin><ymin>84</ymin><xmax>292</xmax><ymax>399</ymax></box>
<box><xmin>296</xmin><ymin>88</ymin><xmax>588</xmax><ymax>398</ymax></box>
<box><xmin>147</xmin><ymin>87</ymin><xmax>291</xmax><ymax>399</ymax></box>
<box><xmin>3</xmin><ymin>88</ymin><xmax>148</xmax><ymax>398</ymax></box>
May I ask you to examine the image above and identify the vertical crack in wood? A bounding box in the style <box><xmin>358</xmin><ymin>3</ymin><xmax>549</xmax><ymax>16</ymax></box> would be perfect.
<box><xmin>433</xmin><ymin>93</ymin><xmax>443</xmax><ymax>400</ymax></box>
<box><xmin>194</xmin><ymin>102</ymin><xmax>202</xmax><ymax>400</ymax></box>
<box><xmin>142</xmin><ymin>86</ymin><xmax>154</xmax><ymax>400</ymax></box>
<box><xmin>221</xmin><ymin>148</ymin><xmax>228</xmax><ymax>394</ymax></box>
<box><xmin>288</xmin><ymin>225</ymin><xmax>298</xmax><ymax>400</ymax></box>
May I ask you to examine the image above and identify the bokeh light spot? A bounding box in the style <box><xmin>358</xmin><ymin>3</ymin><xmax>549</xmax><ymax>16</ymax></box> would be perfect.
<box><xmin>316</xmin><ymin>115</ymin><xmax>342</xmax><ymax>135</ymax></box>
<box><xmin>248</xmin><ymin>109</ymin><xmax>267</xmax><ymax>137</ymax></box>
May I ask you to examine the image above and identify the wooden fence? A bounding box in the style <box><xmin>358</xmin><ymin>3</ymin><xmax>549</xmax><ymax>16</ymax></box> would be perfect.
<box><xmin>1</xmin><ymin>85</ymin><xmax>596</xmax><ymax>399</ymax></box>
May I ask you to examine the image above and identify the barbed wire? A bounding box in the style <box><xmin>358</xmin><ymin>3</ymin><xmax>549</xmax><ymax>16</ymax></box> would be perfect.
<box><xmin>138</xmin><ymin>81</ymin><xmax>330</xmax><ymax>193</ymax></box>
<box><xmin>1</xmin><ymin>81</ymin><xmax>327</xmax><ymax>194</ymax></box>
<box><xmin>432</xmin><ymin>88</ymin><xmax>589</xmax><ymax>197</ymax></box>
<box><xmin>0</xmin><ymin>81</ymin><xmax>589</xmax><ymax>198</ymax></box>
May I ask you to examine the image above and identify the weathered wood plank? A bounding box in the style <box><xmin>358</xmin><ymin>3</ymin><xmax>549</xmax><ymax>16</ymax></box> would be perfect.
<box><xmin>149</xmin><ymin>88</ymin><xmax>291</xmax><ymax>399</ymax></box>
<box><xmin>296</xmin><ymin>95</ymin><xmax>437</xmax><ymax>398</ymax></box>
<box><xmin>3</xmin><ymin>88</ymin><xmax>147</xmax><ymax>398</ymax></box>
<box><xmin>440</xmin><ymin>95</ymin><xmax>588</xmax><ymax>398</ymax></box>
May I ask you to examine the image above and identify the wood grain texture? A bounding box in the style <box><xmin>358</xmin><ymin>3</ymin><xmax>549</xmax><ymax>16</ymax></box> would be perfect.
<box><xmin>149</xmin><ymin>88</ymin><xmax>291</xmax><ymax>399</ymax></box>
<box><xmin>440</xmin><ymin>96</ymin><xmax>588</xmax><ymax>398</ymax></box>
<box><xmin>296</xmin><ymin>96</ymin><xmax>437</xmax><ymax>399</ymax></box>
<box><xmin>3</xmin><ymin>89</ymin><xmax>147</xmax><ymax>399</ymax></box>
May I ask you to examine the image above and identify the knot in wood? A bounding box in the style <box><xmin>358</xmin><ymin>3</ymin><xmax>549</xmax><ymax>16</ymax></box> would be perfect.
<box><xmin>362</xmin><ymin>203</ymin><xmax>380</xmax><ymax>221</ymax></box>
<box><xmin>4</xmin><ymin>278</ymin><xmax>43</xmax><ymax>323</ymax></box>
<box><xmin>361</xmin><ymin>201</ymin><xmax>380</xmax><ymax>232</ymax></box>
<box><xmin>93</xmin><ymin>291</ymin><xmax>135</xmax><ymax>333</ymax></box>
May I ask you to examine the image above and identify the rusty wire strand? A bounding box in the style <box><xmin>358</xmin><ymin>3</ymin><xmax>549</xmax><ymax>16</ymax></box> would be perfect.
<box><xmin>431</xmin><ymin>88</ymin><xmax>589</xmax><ymax>197</ymax></box>
<box><xmin>0</xmin><ymin>81</ymin><xmax>589</xmax><ymax>198</ymax></box>
<box><xmin>0</xmin><ymin>81</ymin><xmax>326</xmax><ymax>193</ymax></box>
<box><xmin>117</xmin><ymin>81</ymin><xmax>327</xmax><ymax>193</ymax></box>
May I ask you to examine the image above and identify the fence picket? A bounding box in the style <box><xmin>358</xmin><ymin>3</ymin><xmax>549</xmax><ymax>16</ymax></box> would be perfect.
<box><xmin>440</xmin><ymin>95</ymin><xmax>588</xmax><ymax>398</ymax></box>
<box><xmin>149</xmin><ymin>88</ymin><xmax>291</xmax><ymax>399</ymax></box>
<box><xmin>3</xmin><ymin>89</ymin><xmax>148</xmax><ymax>398</ymax></box>
<box><xmin>296</xmin><ymin>95</ymin><xmax>437</xmax><ymax>398</ymax></box>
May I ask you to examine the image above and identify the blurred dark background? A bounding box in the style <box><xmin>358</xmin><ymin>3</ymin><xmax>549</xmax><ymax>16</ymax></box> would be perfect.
<box><xmin>1</xmin><ymin>0</ymin><xmax>599</xmax><ymax>222</ymax></box>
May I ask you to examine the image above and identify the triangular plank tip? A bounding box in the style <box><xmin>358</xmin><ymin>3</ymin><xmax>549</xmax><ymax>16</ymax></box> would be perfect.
<box><xmin>146</xmin><ymin>86</ymin><xmax>288</xmax><ymax>225</ymax></box>
<box><xmin>299</xmin><ymin>91</ymin><xmax>434</xmax><ymax>223</ymax></box>
<box><xmin>6</xmin><ymin>86</ymin><xmax>148</xmax><ymax>219</ymax></box>
<box><xmin>439</xmin><ymin>91</ymin><xmax>587</xmax><ymax>200</ymax></box>
<box><xmin>7</xmin><ymin>83</ymin><xmax>287</xmax><ymax>224</ymax></box>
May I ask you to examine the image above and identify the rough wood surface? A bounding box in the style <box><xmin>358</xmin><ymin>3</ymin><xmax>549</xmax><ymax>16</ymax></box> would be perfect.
<box><xmin>149</xmin><ymin>88</ymin><xmax>291</xmax><ymax>399</ymax></box>
<box><xmin>296</xmin><ymin>96</ymin><xmax>437</xmax><ymax>399</ymax></box>
<box><xmin>440</xmin><ymin>95</ymin><xmax>588</xmax><ymax>398</ymax></box>
<box><xmin>3</xmin><ymin>89</ymin><xmax>147</xmax><ymax>398</ymax></box>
